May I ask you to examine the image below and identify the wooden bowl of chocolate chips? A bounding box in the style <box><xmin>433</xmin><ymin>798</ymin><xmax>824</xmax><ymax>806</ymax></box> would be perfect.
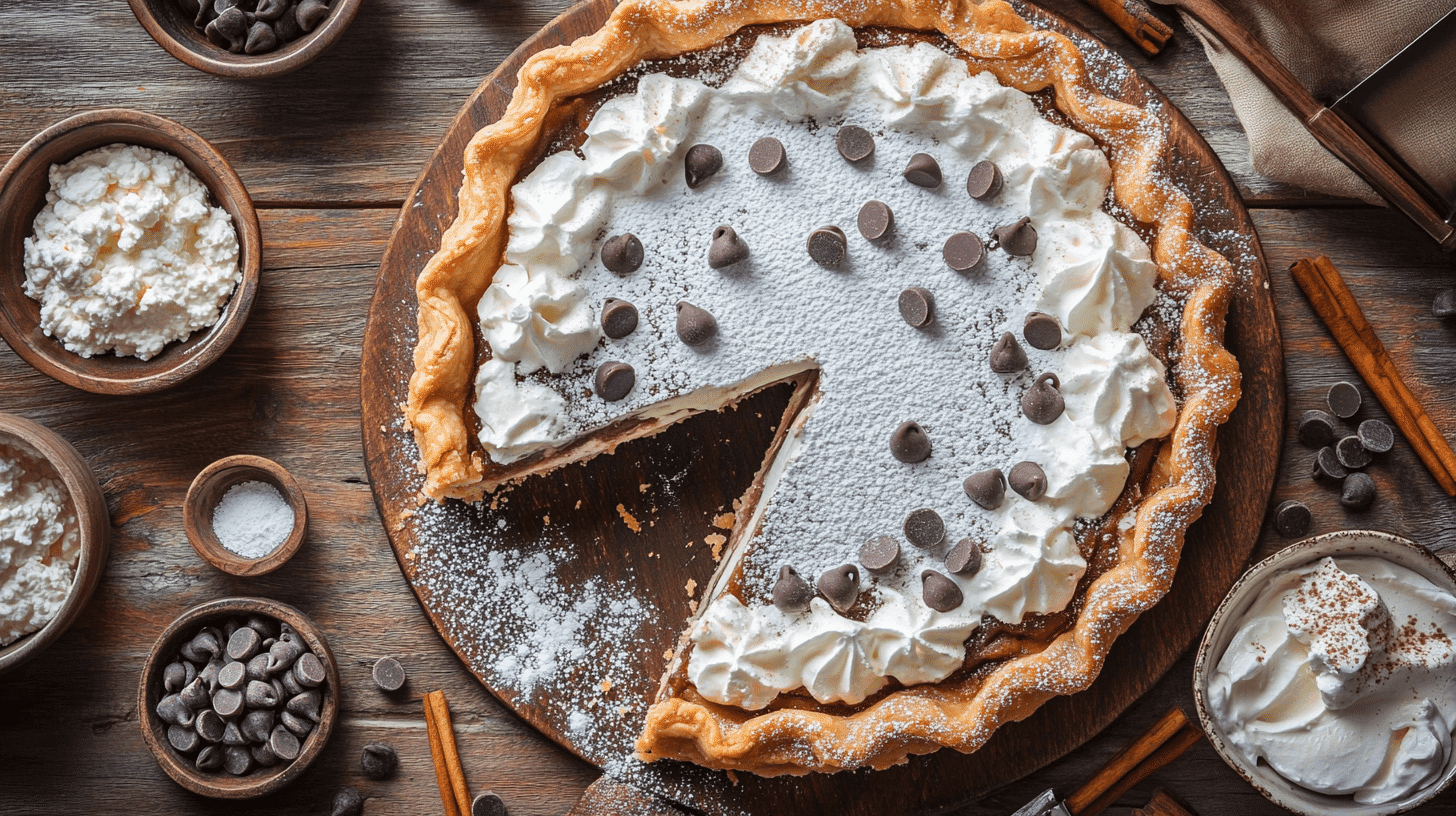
<box><xmin>128</xmin><ymin>0</ymin><xmax>361</xmax><ymax>79</ymax></box>
<box><xmin>138</xmin><ymin>597</ymin><xmax>339</xmax><ymax>798</ymax></box>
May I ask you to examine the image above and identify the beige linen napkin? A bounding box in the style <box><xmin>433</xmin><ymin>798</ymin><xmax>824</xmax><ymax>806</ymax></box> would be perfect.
<box><xmin>1180</xmin><ymin>0</ymin><xmax>1453</xmax><ymax>202</ymax></box>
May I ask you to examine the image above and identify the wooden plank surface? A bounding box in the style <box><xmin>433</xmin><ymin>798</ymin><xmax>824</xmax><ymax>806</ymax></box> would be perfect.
<box><xmin>2</xmin><ymin>2</ymin><xmax>1455</xmax><ymax>816</ymax></box>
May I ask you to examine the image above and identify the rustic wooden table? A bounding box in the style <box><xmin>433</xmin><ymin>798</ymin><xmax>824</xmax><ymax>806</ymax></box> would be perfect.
<box><xmin>2</xmin><ymin>2</ymin><xmax>1454</xmax><ymax>815</ymax></box>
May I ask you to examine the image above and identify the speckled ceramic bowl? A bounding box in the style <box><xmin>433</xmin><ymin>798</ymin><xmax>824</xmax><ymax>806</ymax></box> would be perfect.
<box><xmin>1193</xmin><ymin>530</ymin><xmax>1456</xmax><ymax>816</ymax></box>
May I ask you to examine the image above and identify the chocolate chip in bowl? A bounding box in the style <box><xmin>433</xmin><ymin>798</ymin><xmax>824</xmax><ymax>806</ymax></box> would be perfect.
<box><xmin>127</xmin><ymin>0</ymin><xmax>361</xmax><ymax>79</ymax></box>
<box><xmin>0</xmin><ymin>109</ymin><xmax>261</xmax><ymax>395</ymax></box>
<box><xmin>1193</xmin><ymin>530</ymin><xmax>1456</xmax><ymax>816</ymax></box>
<box><xmin>184</xmin><ymin>455</ymin><xmax>308</xmax><ymax>577</ymax></box>
<box><xmin>0</xmin><ymin>413</ymin><xmax>110</xmax><ymax>675</ymax></box>
<box><xmin>139</xmin><ymin>597</ymin><xmax>338</xmax><ymax>798</ymax></box>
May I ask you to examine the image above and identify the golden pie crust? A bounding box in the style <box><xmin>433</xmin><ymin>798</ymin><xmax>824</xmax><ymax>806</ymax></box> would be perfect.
<box><xmin>407</xmin><ymin>0</ymin><xmax>1241</xmax><ymax>776</ymax></box>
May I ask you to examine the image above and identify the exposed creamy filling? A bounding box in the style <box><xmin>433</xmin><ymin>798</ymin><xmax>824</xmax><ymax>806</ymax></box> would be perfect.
<box><xmin>1209</xmin><ymin>556</ymin><xmax>1456</xmax><ymax>805</ymax></box>
<box><xmin>474</xmin><ymin>21</ymin><xmax>1175</xmax><ymax>708</ymax></box>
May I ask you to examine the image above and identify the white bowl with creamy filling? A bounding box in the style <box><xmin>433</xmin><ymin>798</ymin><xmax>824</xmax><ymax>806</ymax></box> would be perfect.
<box><xmin>1194</xmin><ymin>530</ymin><xmax>1456</xmax><ymax>815</ymax></box>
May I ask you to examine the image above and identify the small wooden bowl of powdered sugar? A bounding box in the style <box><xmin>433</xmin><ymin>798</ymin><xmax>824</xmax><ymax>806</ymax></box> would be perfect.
<box><xmin>185</xmin><ymin>456</ymin><xmax>307</xmax><ymax>577</ymax></box>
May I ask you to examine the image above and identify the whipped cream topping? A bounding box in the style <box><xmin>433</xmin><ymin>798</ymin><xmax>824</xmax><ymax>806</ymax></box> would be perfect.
<box><xmin>1209</xmin><ymin>556</ymin><xmax>1456</xmax><ymax>805</ymax></box>
<box><xmin>475</xmin><ymin>20</ymin><xmax>1175</xmax><ymax>708</ymax></box>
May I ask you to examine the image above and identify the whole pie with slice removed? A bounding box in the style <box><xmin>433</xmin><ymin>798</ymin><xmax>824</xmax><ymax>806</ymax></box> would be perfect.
<box><xmin>406</xmin><ymin>0</ymin><xmax>1241</xmax><ymax>776</ymax></box>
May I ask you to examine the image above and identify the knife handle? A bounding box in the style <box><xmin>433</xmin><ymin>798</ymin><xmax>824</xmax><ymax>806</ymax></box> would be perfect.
<box><xmin>1166</xmin><ymin>0</ymin><xmax>1456</xmax><ymax>249</ymax></box>
<box><xmin>1306</xmin><ymin>108</ymin><xmax>1456</xmax><ymax>250</ymax></box>
<box><xmin>1078</xmin><ymin>0</ymin><xmax>1174</xmax><ymax>56</ymax></box>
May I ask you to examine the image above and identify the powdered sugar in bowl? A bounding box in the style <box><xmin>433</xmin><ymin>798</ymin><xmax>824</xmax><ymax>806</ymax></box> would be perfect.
<box><xmin>184</xmin><ymin>456</ymin><xmax>307</xmax><ymax>577</ymax></box>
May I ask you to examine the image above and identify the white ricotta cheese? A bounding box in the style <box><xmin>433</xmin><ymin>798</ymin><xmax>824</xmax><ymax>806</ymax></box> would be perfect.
<box><xmin>0</xmin><ymin>439</ymin><xmax>80</xmax><ymax>647</ymax></box>
<box><xmin>22</xmin><ymin>143</ymin><xmax>241</xmax><ymax>360</ymax></box>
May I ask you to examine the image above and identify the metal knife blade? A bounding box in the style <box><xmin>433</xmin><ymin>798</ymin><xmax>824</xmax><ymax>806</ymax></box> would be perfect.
<box><xmin>1332</xmin><ymin>7</ymin><xmax>1456</xmax><ymax>220</ymax></box>
<box><xmin>1011</xmin><ymin>788</ymin><xmax>1073</xmax><ymax>816</ymax></box>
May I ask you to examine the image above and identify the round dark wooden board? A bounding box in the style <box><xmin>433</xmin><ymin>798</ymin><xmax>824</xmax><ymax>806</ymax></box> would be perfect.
<box><xmin>360</xmin><ymin>2</ymin><xmax>1284</xmax><ymax>814</ymax></box>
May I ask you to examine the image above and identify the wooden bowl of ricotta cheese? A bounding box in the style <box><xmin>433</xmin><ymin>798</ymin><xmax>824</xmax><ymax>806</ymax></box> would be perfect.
<box><xmin>0</xmin><ymin>108</ymin><xmax>261</xmax><ymax>395</ymax></box>
<box><xmin>0</xmin><ymin>412</ymin><xmax>111</xmax><ymax>675</ymax></box>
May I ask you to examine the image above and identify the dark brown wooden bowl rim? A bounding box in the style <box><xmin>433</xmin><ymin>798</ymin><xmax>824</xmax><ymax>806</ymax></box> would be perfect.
<box><xmin>0</xmin><ymin>413</ymin><xmax>111</xmax><ymax>675</ymax></box>
<box><xmin>137</xmin><ymin>596</ymin><xmax>340</xmax><ymax>799</ymax></box>
<box><xmin>184</xmin><ymin>455</ymin><xmax>309</xmax><ymax>577</ymax></box>
<box><xmin>126</xmin><ymin>0</ymin><xmax>362</xmax><ymax>79</ymax></box>
<box><xmin>0</xmin><ymin>108</ymin><xmax>262</xmax><ymax>395</ymax></box>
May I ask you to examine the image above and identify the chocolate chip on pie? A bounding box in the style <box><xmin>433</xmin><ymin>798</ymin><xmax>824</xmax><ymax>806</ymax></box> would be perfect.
<box><xmin>601</xmin><ymin>298</ymin><xmax>639</xmax><ymax>339</ymax></box>
<box><xmin>990</xmin><ymin>332</ymin><xmax>1028</xmax><ymax>373</ymax></box>
<box><xmin>818</xmin><ymin>565</ymin><xmax>860</xmax><ymax>614</ymax></box>
<box><xmin>593</xmin><ymin>361</ymin><xmax>635</xmax><ymax>401</ymax></box>
<box><xmin>903</xmin><ymin>508</ymin><xmax>946</xmax><ymax>548</ymax></box>
<box><xmin>1021</xmin><ymin>372</ymin><xmax>1065</xmax><ymax>425</ymax></box>
<box><xmin>898</xmin><ymin>287</ymin><xmax>935</xmax><ymax>328</ymax></box>
<box><xmin>1023</xmin><ymin>311</ymin><xmax>1062</xmax><ymax>350</ymax></box>
<box><xmin>945</xmin><ymin>538</ymin><xmax>984</xmax><ymax>576</ymax></box>
<box><xmin>807</xmin><ymin>226</ymin><xmax>847</xmax><ymax>267</ymax></box>
<box><xmin>963</xmin><ymin>468</ymin><xmax>1006</xmax><ymax>510</ymax></box>
<box><xmin>943</xmin><ymin>231</ymin><xmax>985</xmax><ymax>272</ymax></box>
<box><xmin>772</xmin><ymin>565</ymin><xmax>813</xmax><ymax>612</ymax></box>
<box><xmin>748</xmin><ymin>136</ymin><xmax>787</xmax><ymax>175</ymax></box>
<box><xmin>857</xmin><ymin>200</ymin><xmax>894</xmax><ymax>241</ymax></box>
<box><xmin>890</xmin><ymin>421</ymin><xmax>931</xmax><ymax>463</ymax></box>
<box><xmin>835</xmin><ymin>125</ymin><xmax>875</xmax><ymax>163</ymax></box>
<box><xmin>675</xmin><ymin>301</ymin><xmax>718</xmax><ymax>346</ymax></box>
<box><xmin>921</xmin><ymin>570</ymin><xmax>963</xmax><ymax>612</ymax></box>
<box><xmin>903</xmin><ymin>153</ymin><xmax>942</xmax><ymax>188</ymax></box>
<box><xmin>994</xmin><ymin>216</ymin><xmax>1037</xmax><ymax>256</ymax></box>
<box><xmin>1008</xmin><ymin>461</ymin><xmax>1047</xmax><ymax>501</ymax></box>
<box><xmin>966</xmin><ymin>160</ymin><xmax>1003</xmax><ymax>200</ymax></box>
<box><xmin>708</xmin><ymin>225</ymin><xmax>750</xmax><ymax>268</ymax></box>
<box><xmin>684</xmin><ymin>143</ymin><xmax>723</xmax><ymax>188</ymax></box>
<box><xmin>601</xmin><ymin>233</ymin><xmax>644</xmax><ymax>274</ymax></box>
<box><xmin>859</xmin><ymin>536</ymin><xmax>901</xmax><ymax>571</ymax></box>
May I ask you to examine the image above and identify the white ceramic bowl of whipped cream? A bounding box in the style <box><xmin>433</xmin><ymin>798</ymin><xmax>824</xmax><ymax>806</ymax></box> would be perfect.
<box><xmin>1194</xmin><ymin>530</ymin><xmax>1456</xmax><ymax>815</ymax></box>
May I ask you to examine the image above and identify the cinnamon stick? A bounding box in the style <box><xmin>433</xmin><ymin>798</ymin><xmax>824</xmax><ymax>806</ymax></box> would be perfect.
<box><xmin>1080</xmin><ymin>0</ymin><xmax>1174</xmax><ymax>56</ymax></box>
<box><xmin>1289</xmin><ymin>256</ymin><xmax>1456</xmax><ymax>495</ymax></box>
<box><xmin>425</xmin><ymin>699</ymin><xmax>462</xmax><ymax>816</ymax></box>
<box><xmin>1075</xmin><ymin>724</ymin><xmax>1204</xmax><ymax>816</ymax></box>
<box><xmin>425</xmin><ymin>691</ymin><xmax>473</xmax><ymax>816</ymax></box>
<box><xmin>1064</xmin><ymin>707</ymin><xmax>1189</xmax><ymax>815</ymax></box>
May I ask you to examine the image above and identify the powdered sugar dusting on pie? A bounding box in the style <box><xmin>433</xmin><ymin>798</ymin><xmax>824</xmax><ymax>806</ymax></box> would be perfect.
<box><xmin>472</xmin><ymin>21</ymin><xmax>1175</xmax><ymax>709</ymax></box>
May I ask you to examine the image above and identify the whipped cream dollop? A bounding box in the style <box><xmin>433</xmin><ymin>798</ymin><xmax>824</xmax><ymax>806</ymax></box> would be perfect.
<box><xmin>1209</xmin><ymin>556</ymin><xmax>1456</xmax><ymax>805</ymax></box>
<box><xmin>477</xmin><ymin>20</ymin><xmax>1175</xmax><ymax>708</ymax></box>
